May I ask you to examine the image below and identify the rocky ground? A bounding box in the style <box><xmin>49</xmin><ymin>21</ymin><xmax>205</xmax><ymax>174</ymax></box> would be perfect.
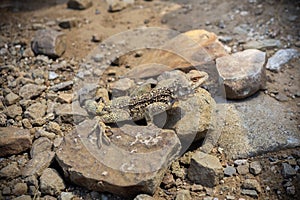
<box><xmin>0</xmin><ymin>0</ymin><xmax>299</xmax><ymax>200</ymax></box>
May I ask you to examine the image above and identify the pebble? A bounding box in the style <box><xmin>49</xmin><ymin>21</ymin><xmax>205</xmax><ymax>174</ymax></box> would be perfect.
<box><xmin>40</xmin><ymin>168</ymin><xmax>65</xmax><ymax>195</ymax></box>
<box><xmin>274</xmin><ymin>93</ymin><xmax>289</xmax><ymax>102</ymax></box>
<box><xmin>5</xmin><ymin>104</ymin><xmax>22</xmax><ymax>118</ymax></box>
<box><xmin>224</xmin><ymin>166</ymin><xmax>236</xmax><ymax>176</ymax></box>
<box><xmin>2</xmin><ymin>186</ymin><xmax>11</xmax><ymax>195</ymax></box>
<box><xmin>108</xmin><ymin>0</ymin><xmax>134</xmax><ymax>12</ymax></box>
<box><xmin>67</xmin><ymin>0</ymin><xmax>93</xmax><ymax>10</ymax></box>
<box><xmin>266</xmin><ymin>49</ymin><xmax>299</xmax><ymax>72</ymax></box>
<box><xmin>30</xmin><ymin>137</ymin><xmax>52</xmax><ymax>158</ymax></box>
<box><xmin>0</xmin><ymin>162</ymin><xmax>20</xmax><ymax>178</ymax></box>
<box><xmin>249</xmin><ymin>161</ymin><xmax>262</xmax><ymax>175</ymax></box>
<box><xmin>175</xmin><ymin>190</ymin><xmax>192</xmax><ymax>200</ymax></box>
<box><xmin>281</xmin><ymin>163</ymin><xmax>296</xmax><ymax>178</ymax></box>
<box><xmin>237</xmin><ymin>164</ymin><xmax>249</xmax><ymax>175</ymax></box>
<box><xmin>22</xmin><ymin>118</ymin><xmax>32</xmax><ymax>129</ymax></box>
<box><xmin>48</xmin><ymin>71</ymin><xmax>59</xmax><ymax>80</ymax></box>
<box><xmin>19</xmin><ymin>84</ymin><xmax>46</xmax><ymax>99</ymax></box>
<box><xmin>12</xmin><ymin>182</ymin><xmax>28</xmax><ymax>196</ymax></box>
<box><xmin>24</xmin><ymin>102</ymin><xmax>47</xmax><ymax>119</ymax></box>
<box><xmin>92</xmin><ymin>53</ymin><xmax>104</xmax><ymax>62</ymax></box>
<box><xmin>5</xmin><ymin>92</ymin><xmax>20</xmax><ymax>105</ymax></box>
<box><xmin>241</xmin><ymin>189</ymin><xmax>258</xmax><ymax>197</ymax></box>
<box><xmin>12</xmin><ymin>195</ymin><xmax>32</xmax><ymax>200</ymax></box>
<box><xmin>226</xmin><ymin>195</ymin><xmax>235</xmax><ymax>200</ymax></box>
<box><xmin>134</xmin><ymin>194</ymin><xmax>154</xmax><ymax>200</ymax></box>
<box><xmin>58</xmin><ymin>17</ymin><xmax>78</xmax><ymax>29</ymax></box>
<box><xmin>286</xmin><ymin>185</ymin><xmax>296</xmax><ymax>196</ymax></box>
<box><xmin>161</xmin><ymin>173</ymin><xmax>175</xmax><ymax>189</ymax></box>
<box><xmin>60</xmin><ymin>192</ymin><xmax>76</xmax><ymax>200</ymax></box>
<box><xmin>57</xmin><ymin>93</ymin><xmax>73</xmax><ymax>104</ymax></box>
<box><xmin>46</xmin><ymin>121</ymin><xmax>63</xmax><ymax>136</ymax></box>
<box><xmin>243</xmin><ymin>39</ymin><xmax>281</xmax><ymax>50</ymax></box>
<box><xmin>242</xmin><ymin>179</ymin><xmax>261</xmax><ymax>193</ymax></box>
<box><xmin>50</xmin><ymin>80</ymin><xmax>73</xmax><ymax>91</ymax></box>
<box><xmin>0</xmin><ymin>112</ymin><xmax>7</xmax><ymax>126</ymax></box>
<box><xmin>234</xmin><ymin>159</ymin><xmax>248</xmax><ymax>166</ymax></box>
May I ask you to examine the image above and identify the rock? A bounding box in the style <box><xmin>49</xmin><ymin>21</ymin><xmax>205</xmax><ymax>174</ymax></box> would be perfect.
<box><xmin>110</xmin><ymin>78</ymin><xmax>135</xmax><ymax>97</ymax></box>
<box><xmin>282</xmin><ymin>163</ymin><xmax>297</xmax><ymax>178</ymax></box>
<box><xmin>161</xmin><ymin>173</ymin><xmax>175</xmax><ymax>189</ymax></box>
<box><xmin>5</xmin><ymin>92</ymin><xmax>20</xmax><ymax>105</ymax></box>
<box><xmin>224</xmin><ymin>166</ymin><xmax>236</xmax><ymax>176</ymax></box>
<box><xmin>54</xmin><ymin>102</ymin><xmax>88</xmax><ymax>124</ymax></box>
<box><xmin>35</xmin><ymin>129</ymin><xmax>56</xmax><ymax>140</ymax></box>
<box><xmin>12</xmin><ymin>195</ymin><xmax>32</xmax><ymax>200</ymax></box>
<box><xmin>60</xmin><ymin>192</ymin><xmax>75</xmax><ymax>200</ymax></box>
<box><xmin>286</xmin><ymin>185</ymin><xmax>296</xmax><ymax>196</ymax></box>
<box><xmin>46</xmin><ymin>122</ymin><xmax>62</xmax><ymax>136</ymax></box>
<box><xmin>266</xmin><ymin>49</ymin><xmax>299</xmax><ymax>72</ymax></box>
<box><xmin>24</xmin><ymin>102</ymin><xmax>47</xmax><ymax>119</ymax></box>
<box><xmin>237</xmin><ymin>164</ymin><xmax>249</xmax><ymax>175</ymax></box>
<box><xmin>241</xmin><ymin>189</ymin><xmax>258</xmax><ymax>198</ymax></box>
<box><xmin>274</xmin><ymin>93</ymin><xmax>289</xmax><ymax>102</ymax></box>
<box><xmin>19</xmin><ymin>84</ymin><xmax>46</xmax><ymax>99</ymax></box>
<box><xmin>243</xmin><ymin>39</ymin><xmax>281</xmax><ymax>50</ymax></box>
<box><xmin>30</xmin><ymin>137</ymin><xmax>52</xmax><ymax>158</ymax></box>
<box><xmin>40</xmin><ymin>168</ymin><xmax>65</xmax><ymax>196</ymax></box>
<box><xmin>50</xmin><ymin>80</ymin><xmax>73</xmax><ymax>92</ymax></box>
<box><xmin>0</xmin><ymin>127</ymin><xmax>32</xmax><ymax>157</ymax></box>
<box><xmin>12</xmin><ymin>183</ymin><xmax>28</xmax><ymax>196</ymax></box>
<box><xmin>226</xmin><ymin>195</ymin><xmax>235</xmax><ymax>200</ymax></box>
<box><xmin>2</xmin><ymin>186</ymin><xmax>11</xmax><ymax>195</ymax></box>
<box><xmin>67</xmin><ymin>0</ymin><xmax>93</xmax><ymax>10</ymax></box>
<box><xmin>234</xmin><ymin>159</ymin><xmax>248</xmax><ymax>166</ymax></box>
<box><xmin>242</xmin><ymin>179</ymin><xmax>261</xmax><ymax>193</ymax></box>
<box><xmin>22</xmin><ymin>151</ymin><xmax>55</xmax><ymax>177</ymax></box>
<box><xmin>187</xmin><ymin>151</ymin><xmax>223</xmax><ymax>187</ymax></box>
<box><xmin>58</xmin><ymin>17</ymin><xmax>79</xmax><ymax>29</ymax></box>
<box><xmin>57</xmin><ymin>93</ymin><xmax>73</xmax><ymax>104</ymax></box>
<box><xmin>175</xmin><ymin>190</ymin><xmax>192</xmax><ymax>200</ymax></box>
<box><xmin>249</xmin><ymin>161</ymin><xmax>262</xmax><ymax>175</ymax></box>
<box><xmin>216</xmin><ymin>49</ymin><xmax>266</xmax><ymax>99</ymax></box>
<box><xmin>5</xmin><ymin>104</ymin><xmax>23</xmax><ymax>118</ymax></box>
<box><xmin>0</xmin><ymin>162</ymin><xmax>20</xmax><ymax>178</ymax></box>
<box><xmin>22</xmin><ymin>118</ymin><xmax>32</xmax><ymax>129</ymax></box>
<box><xmin>31</xmin><ymin>29</ymin><xmax>66</xmax><ymax>58</ymax></box>
<box><xmin>107</xmin><ymin>0</ymin><xmax>135</xmax><ymax>12</ymax></box>
<box><xmin>134</xmin><ymin>194</ymin><xmax>154</xmax><ymax>200</ymax></box>
<box><xmin>48</xmin><ymin>71</ymin><xmax>59</xmax><ymax>80</ymax></box>
<box><xmin>56</xmin><ymin>121</ymin><xmax>180</xmax><ymax>198</ymax></box>
<box><xmin>0</xmin><ymin>112</ymin><xmax>7</xmax><ymax>126</ymax></box>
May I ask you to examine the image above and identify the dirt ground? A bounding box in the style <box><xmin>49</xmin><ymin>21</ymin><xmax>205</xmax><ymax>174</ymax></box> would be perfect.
<box><xmin>0</xmin><ymin>0</ymin><xmax>299</xmax><ymax>200</ymax></box>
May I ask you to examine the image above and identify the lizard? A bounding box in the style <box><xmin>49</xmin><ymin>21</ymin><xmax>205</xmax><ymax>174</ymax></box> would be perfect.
<box><xmin>84</xmin><ymin>70</ymin><xmax>208</xmax><ymax>149</ymax></box>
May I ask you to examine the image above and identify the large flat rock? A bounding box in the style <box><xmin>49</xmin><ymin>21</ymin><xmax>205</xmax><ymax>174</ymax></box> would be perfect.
<box><xmin>218</xmin><ymin>93</ymin><xmax>300</xmax><ymax>159</ymax></box>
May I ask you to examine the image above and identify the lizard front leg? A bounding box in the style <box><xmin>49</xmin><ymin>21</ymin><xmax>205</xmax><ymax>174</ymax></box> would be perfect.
<box><xmin>88</xmin><ymin>116</ymin><xmax>111</xmax><ymax>149</ymax></box>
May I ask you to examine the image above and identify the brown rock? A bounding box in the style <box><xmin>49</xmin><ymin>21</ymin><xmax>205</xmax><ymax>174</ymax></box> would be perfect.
<box><xmin>107</xmin><ymin>0</ymin><xmax>135</xmax><ymax>12</ymax></box>
<box><xmin>58</xmin><ymin>17</ymin><xmax>79</xmax><ymax>29</ymax></box>
<box><xmin>67</xmin><ymin>0</ymin><xmax>93</xmax><ymax>10</ymax></box>
<box><xmin>5</xmin><ymin>104</ymin><xmax>23</xmax><ymax>118</ymax></box>
<box><xmin>31</xmin><ymin>29</ymin><xmax>66</xmax><ymax>58</ymax></box>
<box><xmin>0</xmin><ymin>127</ymin><xmax>32</xmax><ymax>157</ymax></box>
<box><xmin>30</xmin><ymin>137</ymin><xmax>52</xmax><ymax>158</ymax></box>
<box><xmin>19</xmin><ymin>84</ymin><xmax>46</xmax><ymax>99</ymax></box>
<box><xmin>24</xmin><ymin>102</ymin><xmax>47</xmax><ymax>119</ymax></box>
<box><xmin>216</xmin><ymin>49</ymin><xmax>266</xmax><ymax>99</ymax></box>
<box><xmin>12</xmin><ymin>183</ymin><xmax>28</xmax><ymax>196</ymax></box>
<box><xmin>40</xmin><ymin>168</ymin><xmax>65</xmax><ymax>196</ymax></box>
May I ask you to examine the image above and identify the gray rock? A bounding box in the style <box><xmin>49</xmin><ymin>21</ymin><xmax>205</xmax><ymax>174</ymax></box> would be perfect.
<box><xmin>56</xmin><ymin>121</ymin><xmax>180</xmax><ymax>197</ymax></box>
<box><xmin>12</xmin><ymin>183</ymin><xmax>28</xmax><ymax>196</ymax></box>
<box><xmin>55</xmin><ymin>101</ymin><xmax>88</xmax><ymax>124</ymax></box>
<box><xmin>57</xmin><ymin>93</ymin><xmax>73</xmax><ymax>104</ymax></box>
<box><xmin>216</xmin><ymin>49</ymin><xmax>266</xmax><ymax>99</ymax></box>
<box><xmin>92</xmin><ymin>53</ymin><xmax>104</xmax><ymax>62</ymax></box>
<box><xmin>110</xmin><ymin>78</ymin><xmax>135</xmax><ymax>97</ymax></box>
<box><xmin>58</xmin><ymin>17</ymin><xmax>79</xmax><ymax>29</ymax></box>
<box><xmin>0</xmin><ymin>162</ymin><xmax>20</xmax><ymax>178</ymax></box>
<box><xmin>22</xmin><ymin>151</ymin><xmax>55</xmax><ymax>177</ymax></box>
<box><xmin>224</xmin><ymin>166</ymin><xmax>236</xmax><ymax>176</ymax></box>
<box><xmin>60</xmin><ymin>192</ymin><xmax>75</xmax><ymax>200</ymax></box>
<box><xmin>22</xmin><ymin>118</ymin><xmax>32</xmax><ymax>129</ymax></box>
<box><xmin>134</xmin><ymin>194</ymin><xmax>154</xmax><ymax>200</ymax></box>
<box><xmin>31</xmin><ymin>29</ymin><xmax>66</xmax><ymax>58</ymax></box>
<box><xmin>35</xmin><ymin>129</ymin><xmax>56</xmax><ymax>140</ymax></box>
<box><xmin>234</xmin><ymin>159</ymin><xmax>248</xmax><ymax>166</ymax></box>
<box><xmin>48</xmin><ymin>71</ymin><xmax>59</xmax><ymax>80</ymax></box>
<box><xmin>237</xmin><ymin>164</ymin><xmax>249</xmax><ymax>175</ymax></box>
<box><xmin>243</xmin><ymin>39</ymin><xmax>281</xmax><ymax>50</ymax></box>
<box><xmin>226</xmin><ymin>195</ymin><xmax>235</xmax><ymax>200</ymax></box>
<box><xmin>50</xmin><ymin>80</ymin><xmax>73</xmax><ymax>91</ymax></box>
<box><xmin>24</xmin><ymin>102</ymin><xmax>47</xmax><ymax>119</ymax></box>
<box><xmin>242</xmin><ymin>179</ymin><xmax>261</xmax><ymax>193</ymax></box>
<box><xmin>0</xmin><ymin>127</ymin><xmax>32</xmax><ymax>157</ymax></box>
<box><xmin>161</xmin><ymin>173</ymin><xmax>175</xmax><ymax>189</ymax></box>
<box><xmin>249</xmin><ymin>161</ymin><xmax>262</xmax><ymax>175</ymax></box>
<box><xmin>67</xmin><ymin>0</ymin><xmax>93</xmax><ymax>10</ymax></box>
<box><xmin>187</xmin><ymin>151</ymin><xmax>223</xmax><ymax>187</ymax></box>
<box><xmin>266</xmin><ymin>49</ymin><xmax>299</xmax><ymax>72</ymax></box>
<box><xmin>282</xmin><ymin>163</ymin><xmax>296</xmax><ymax>178</ymax></box>
<box><xmin>0</xmin><ymin>112</ymin><xmax>7</xmax><ymax>126</ymax></box>
<box><xmin>274</xmin><ymin>93</ymin><xmax>289</xmax><ymax>102</ymax></box>
<box><xmin>12</xmin><ymin>195</ymin><xmax>32</xmax><ymax>200</ymax></box>
<box><xmin>107</xmin><ymin>0</ymin><xmax>135</xmax><ymax>12</ymax></box>
<box><xmin>241</xmin><ymin>189</ymin><xmax>258</xmax><ymax>197</ymax></box>
<box><xmin>46</xmin><ymin>121</ymin><xmax>62</xmax><ymax>136</ymax></box>
<box><xmin>30</xmin><ymin>137</ymin><xmax>52</xmax><ymax>158</ymax></box>
<box><xmin>40</xmin><ymin>168</ymin><xmax>65</xmax><ymax>196</ymax></box>
<box><xmin>5</xmin><ymin>92</ymin><xmax>20</xmax><ymax>105</ymax></box>
<box><xmin>19</xmin><ymin>84</ymin><xmax>46</xmax><ymax>99</ymax></box>
<box><xmin>5</xmin><ymin>104</ymin><xmax>22</xmax><ymax>118</ymax></box>
<box><xmin>175</xmin><ymin>190</ymin><xmax>192</xmax><ymax>200</ymax></box>
<box><xmin>2</xmin><ymin>186</ymin><xmax>11</xmax><ymax>195</ymax></box>
<box><xmin>286</xmin><ymin>185</ymin><xmax>296</xmax><ymax>196</ymax></box>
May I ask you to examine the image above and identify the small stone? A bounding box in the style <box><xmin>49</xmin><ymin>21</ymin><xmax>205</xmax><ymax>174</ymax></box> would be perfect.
<box><xmin>30</xmin><ymin>137</ymin><xmax>52</xmax><ymax>158</ymax></box>
<box><xmin>286</xmin><ymin>186</ymin><xmax>296</xmax><ymax>196</ymax></box>
<box><xmin>50</xmin><ymin>80</ymin><xmax>73</xmax><ymax>91</ymax></box>
<box><xmin>32</xmin><ymin>118</ymin><xmax>47</xmax><ymax>127</ymax></box>
<box><xmin>0</xmin><ymin>112</ymin><xmax>7</xmax><ymax>126</ymax></box>
<box><xmin>46</xmin><ymin>121</ymin><xmax>63</xmax><ymax>136</ymax></box>
<box><xmin>295</xmin><ymin>41</ymin><xmax>300</xmax><ymax>47</ymax></box>
<box><xmin>224</xmin><ymin>166</ymin><xmax>236</xmax><ymax>176</ymax></box>
<box><xmin>5</xmin><ymin>92</ymin><xmax>20</xmax><ymax>105</ymax></box>
<box><xmin>5</xmin><ymin>104</ymin><xmax>22</xmax><ymax>118</ymax></box>
<box><xmin>54</xmin><ymin>102</ymin><xmax>88</xmax><ymax>124</ymax></box>
<box><xmin>2</xmin><ymin>186</ymin><xmax>11</xmax><ymax>195</ymax></box>
<box><xmin>218</xmin><ymin>36</ymin><xmax>233</xmax><ymax>43</ymax></box>
<box><xmin>282</xmin><ymin>163</ymin><xmax>296</xmax><ymax>178</ymax></box>
<box><xmin>24</xmin><ymin>102</ymin><xmax>47</xmax><ymax>119</ymax></box>
<box><xmin>188</xmin><ymin>151</ymin><xmax>223</xmax><ymax>187</ymax></box>
<box><xmin>0</xmin><ymin>162</ymin><xmax>20</xmax><ymax>178</ymax></box>
<box><xmin>0</xmin><ymin>127</ymin><xmax>32</xmax><ymax>157</ymax></box>
<box><xmin>191</xmin><ymin>184</ymin><xmax>203</xmax><ymax>192</ymax></box>
<box><xmin>274</xmin><ymin>93</ymin><xmax>289</xmax><ymax>102</ymax></box>
<box><xmin>19</xmin><ymin>84</ymin><xmax>46</xmax><ymax>99</ymax></box>
<box><xmin>110</xmin><ymin>78</ymin><xmax>135</xmax><ymax>97</ymax></box>
<box><xmin>40</xmin><ymin>168</ymin><xmax>65</xmax><ymax>196</ymax></box>
<box><xmin>242</xmin><ymin>179</ymin><xmax>261</xmax><ymax>193</ymax></box>
<box><xmin>12</xmin><ymin>195</ymin><xmax>32</xmax><ymax>200</ymax></box>
<box><xmin>241</xmin><ymin>189</ymin><xmax>258</xmax><ymax>197</ymax></box>
<box><xmin>108</xmin><ymin>0</ymin><xmax>135</xmax><ymax>12</ymax></box>
<box><xmin>161</xmin><ymin>173</ymin><xmax>175</xmax><ymax>189</ymax></box>
<box><xmin>266</xmin><ymin>49</ymin><xmax>299</xmax><ymax>72</ymax></box>
<box><xmin>175</xmin><ymin>190</ymin><xmax>192</xmax><ymax>200</ymax></box>
<box><xmin>91</xmin><ymin>34</ymin><xmax>101</xmax><ymax>43</ymax></box>
<box><xmin>12</xmin><ymin>183</ymin><xmax>28</xmax><ymax>196</ymax></box>
<box><xmin>60</xmin><ymin>192</ymin><xmax>75</xmax><ymax>200</ymax></box>
<box><xmin>31</xmin><ymin>29</ymin><xmax>66</xmax><ymax>58</ymax></box>
<box><xmin>134</xmin><ymin>194</ymin><xmax>154</xmax><ymax>200</ymax></box>
<box><xmin>216</xmin><ymin>49</ymin><xmax>266</xmax><ymax>99</ymax></box>
<box><xmin>58</xmin><ymin>17</ymin><xmax>78</xmax><ymax>29</ymax></box>
<box><xmin>237</xmin><ymin>164</ymin><xmax>249</xmax><ymax>175</ymax></box>
<box><xmin>92</xmin><ymin>53</ymin><xmax>104</xmax><ymax>62</ymax></box>
<box><xmin>234</xmin><ymin>159</ymin><xmax>248</xmax><ymax>166</ymax></box>
<box><xmin>243</xmin><ymin>39</ymin><xmax>281</xmax><ymax>50</ymax></box>
<box><xmin>48</xmin><ymin>71</ymin><xmax>59</xmax><ymax>80</ymax></box>
<box><xmin>249</xmin><ymin>161</ymin><xmax>262</xmax><ymax>175</ymax></box>
<box><xmin>57</xmin><ymin>93</ymin><xmax>73</xmax><ymax>104</ymax></box>
<box><xmin>226</xmin><ymin>195</ymin><xmax>235</xmax><ymax>200</ymax></box>
<box><xmin>22</xmin><ymin>118</ymin><xmax>32</xmax><ymax>129</ymax></box>
<box><xmin>67</xmin><ymin>0</ymin><xmax>93</xmax><ymax>10</ymax></box>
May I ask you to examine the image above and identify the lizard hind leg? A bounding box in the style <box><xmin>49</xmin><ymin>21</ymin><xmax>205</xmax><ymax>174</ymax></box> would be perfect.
<box><xmin>88</xmin><ymin>116</ymin><xmax>111</xmax><ymax>149</ymax></box>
